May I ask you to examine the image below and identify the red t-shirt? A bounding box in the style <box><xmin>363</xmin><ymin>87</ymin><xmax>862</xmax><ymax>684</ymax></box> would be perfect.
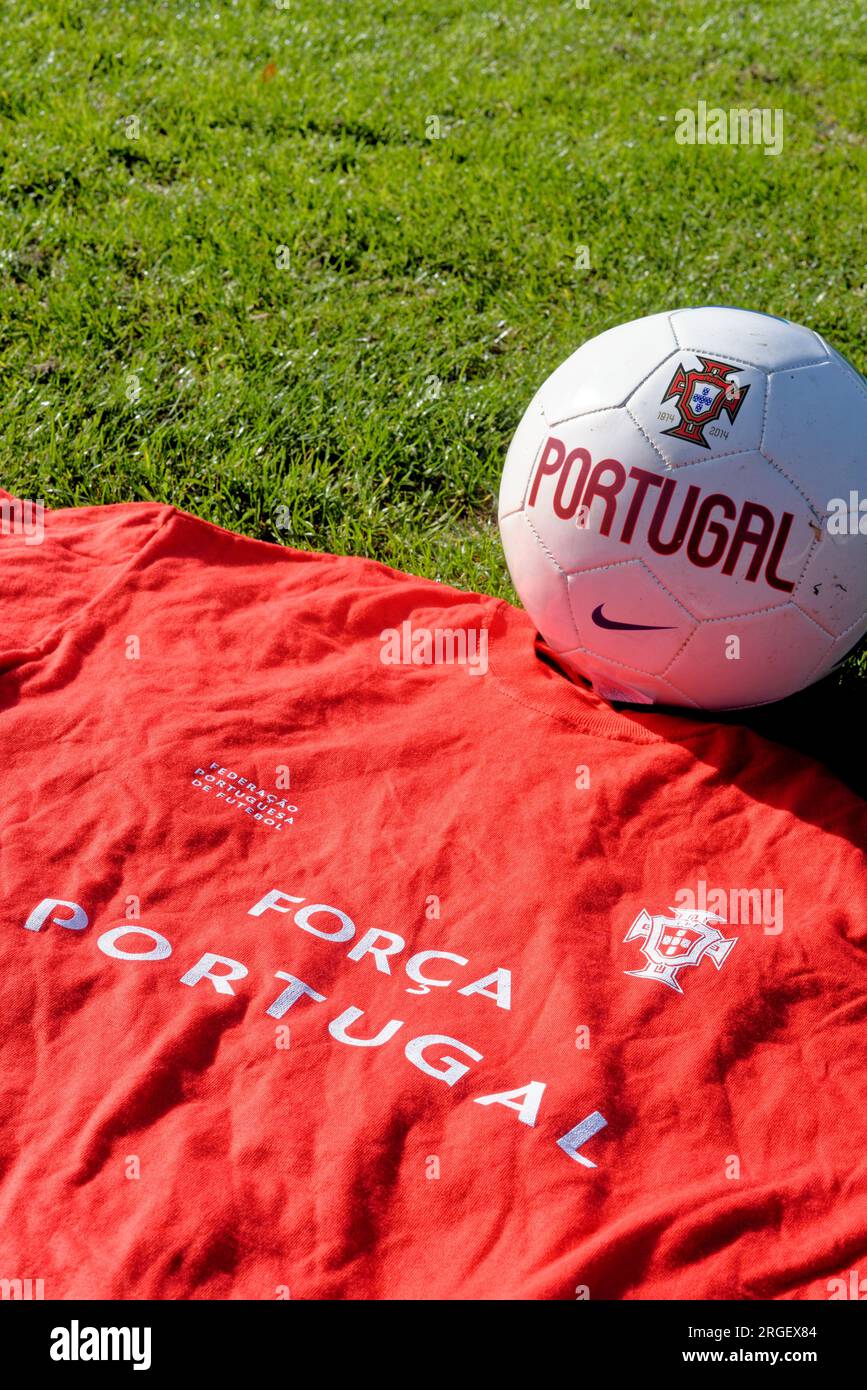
<box><xmin>1</xmin><ymin>493</ymin><xmax>865</xmax><ymax>1300</ymax></box>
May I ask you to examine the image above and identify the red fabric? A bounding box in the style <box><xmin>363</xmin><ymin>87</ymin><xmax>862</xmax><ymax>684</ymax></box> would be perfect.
<box><xmin>0</xmin><ymin>493</ymin><xmax>865</xmax><ymax>1301</ymax></box>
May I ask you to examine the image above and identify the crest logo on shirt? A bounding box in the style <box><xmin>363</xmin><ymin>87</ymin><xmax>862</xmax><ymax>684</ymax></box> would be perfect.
<box><xmin>623</xmin><ymin>907</ymin><xmax>737</xmax><ymax>994</ymax></box>
<box><xmin>660</xmin><ymin>356</ymin><xmax>749</xmax><ymax>448</ymax></box>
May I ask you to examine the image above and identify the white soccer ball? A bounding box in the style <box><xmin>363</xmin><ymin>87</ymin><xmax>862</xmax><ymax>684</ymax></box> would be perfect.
<box><xmin>498</xmin><ymin>307</ymin><xmax>867</xmax><ymax>709</ymax></box>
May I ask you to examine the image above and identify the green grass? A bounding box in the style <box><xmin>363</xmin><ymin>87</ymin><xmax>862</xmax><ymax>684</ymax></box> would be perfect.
<box><xmin>1</xmin><ymin>0</ymin><xmax>865</xmax><ymax>676</ymax></box>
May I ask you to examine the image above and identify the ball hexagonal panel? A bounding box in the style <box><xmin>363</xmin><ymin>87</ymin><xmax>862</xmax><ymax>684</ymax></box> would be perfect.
<box><xmin>539</xmin><ymin>311</ymin><xmax>677</xmax><ymax>425</ymax></box>
<box><xmin>664</xmin><ymin>604</ymin><xmax>833</xmax><ymax>708</ymax></box>
<box><xmin>670</xmin><ymin>306</ymin><xmax>828</xmax><ymax>371</ymax></box>
<box><xmin>796</xmin><ymin>535</ymin><xmax>867</xmax><ymax>637</ymax></box>
<box><xmin>566</xmin><ymin>559</ymin><xmax>695</xmax><ymax>672</ymax></box>
<box><xmin>627</xmin><ymin>351</ymin><xmax>766</xmax><ymax>469</ymax></box>
<box><xmin>498</xmin><ymin>396</ymin><xmax>548</xmax><ymax>519</ymax></box>
<box><xmin>762</xmin><ymin>359</ymin><xmax>867</xmax><ymax>512</ymax></box>
<box><xmin>816</xmin><ymin>337</ymin><xmax>867</xmax><ymax>390</ymax></box>
<box><xmin>498</xmin><ymin>508</ymin><xmax>579</xmax><ymax>653</ymax></box>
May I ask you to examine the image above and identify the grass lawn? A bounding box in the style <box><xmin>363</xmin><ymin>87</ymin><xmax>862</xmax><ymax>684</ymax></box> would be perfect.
<box><xmin>1</xmin><ymin>0</ymin><xmax>865</xmax><ymax>686</ymax></box>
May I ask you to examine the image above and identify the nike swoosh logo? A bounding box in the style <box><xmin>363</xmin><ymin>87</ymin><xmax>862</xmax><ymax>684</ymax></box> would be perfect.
<box><xmin>591</xmin><ymin>604</ymin><xmax>675</xmax><ymax>632</ymax></box>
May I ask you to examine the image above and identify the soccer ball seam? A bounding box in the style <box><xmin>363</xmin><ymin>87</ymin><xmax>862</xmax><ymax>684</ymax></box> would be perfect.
<box><xmin>613</xmin><ymin>343</ymin><xmax>680</xmax><ymax>411</ymax></box>
<box><xmin>660</xmin><ymin>599</ymin><xmax>829</xmax><ymax>634</ymax></box>
<box><xmin>521</xmin><ymin>513</ymin><xmax>583</xmax><ymax>652</ymax></box>
<box><xmin>798</xmin><ymin>637</ymin><xmax>850</xmax><ymax>691</ymax></box>
<box><xmin>567</xmin><ymin>557</ymin><xmax>698</xmax><ymax>662</ymax></box>
<box><xmin>765</xmin><ymin>358</ymin><xmax>836</xmax><ymax>380</ymax></box>
<box><xmin>800</xmin><ymin>606</ymin><xmax>867</xmax><ymax>651</ymax></box>
<box><xmin>557</xmin><ymin>645</ymin><xmax>702</xmax><ymax>707</ymax></box>
<box><xmin>828</xmin><ymin>608</ymin><xmax>867</xmax><ymax>642</ymax></box>
<box><xmin>756</xmin><ymin>445</ymin><xmax>826</xmax><ymax>525</ymax></box>
<box><xmin>658</xmin><ymin>600</ymin><xmax>832</xmax><ymax>681</ymax></box>
<box><xmin>543</xmin><ymin>344</ymin><xmax>683</xmax><ymax>424</ymax></box>
<box><xmin>624</xmin><ymin>430</ymin><xmax>768</xmax><ymax>472</ymax></box>
<box><xmin>673</xmin><ymin>344</ymin><xmax>827</xmax><ymax>373</ymax></box>
<box><xmin>544</xmin><ymin>400</ymin><xmax>646</xmax><ymax>429</ymax></box>
<box><xmin>659</xmin><ymin>603</ymin><xmax>833</xmax><ymax>687</ymax></box>
<box><xmin>563</xmin><ymin>554</ymin><xmax>699</xmax><ymax>618</ymax></box>
<box><xmin>806</xmin><ymin>327</ymin><xmax>834</xmax><ymax>364</ymax></box>
<box><xmin>623</xmin><ymin>403</ymin><xmax>671</xmax><ymax>469</ymax></box>
<box><xmin>817</xmin><ymin>339</ymin><xmax>867</xmax><ymax>398</ymax></box>
<box><xmin>522</xmin><ymin>508</ymin><xmax>567</xmax><ymax>577</ymax></box>
<box><xmin>790</xmin><ymin>593</ymin><xmax>842</xmax><ymax>640</ymax></box>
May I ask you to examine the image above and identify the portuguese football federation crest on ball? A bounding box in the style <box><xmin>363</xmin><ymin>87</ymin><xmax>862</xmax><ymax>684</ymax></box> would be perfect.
<box><xmin>498</xmin><ymin>306</ymin><xmax>867</xmax><ymax>709</ymax></box>
<box><xmin>660</xmin><ymin>356</ymin><xmax>750</xmax><ymax>448</ymax></box>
